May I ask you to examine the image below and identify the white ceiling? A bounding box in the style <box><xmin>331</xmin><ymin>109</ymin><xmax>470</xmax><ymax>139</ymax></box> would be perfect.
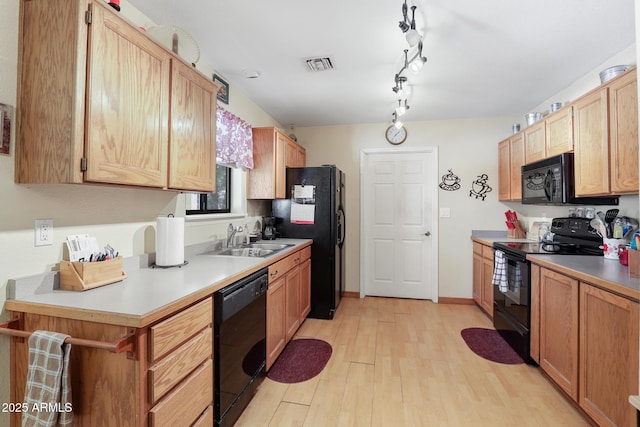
<box><xmin>128</xmin><ymin>0</ymin><xmax>636</xmax><ymax>127</ymax></box>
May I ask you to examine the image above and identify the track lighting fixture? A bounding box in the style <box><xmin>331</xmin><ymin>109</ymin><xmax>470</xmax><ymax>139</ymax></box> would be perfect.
<box><xmin>392</xmin><ymin>112</ymin><xmax>403</xmax><ymax>129</ymax></box>
<box><xmin>388</xmin><ymin>0</ymin><xmax>428</xmax><ymax>127</ymax></box>
<box><xmin>395</xmin><ymin>99</ymin><xmax>409</xmax><ymax>117</ymax></box>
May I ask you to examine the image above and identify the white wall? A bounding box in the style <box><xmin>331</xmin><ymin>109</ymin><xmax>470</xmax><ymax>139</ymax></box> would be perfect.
<box><xmin>296</xmin><ymin>46</ymin><xmax>640</xmax><ymax>300</ymax></box>
<box><xmin>0</xmin><ymin>1</ymin><xmax>280</xmax><ymax>421</ymax></box>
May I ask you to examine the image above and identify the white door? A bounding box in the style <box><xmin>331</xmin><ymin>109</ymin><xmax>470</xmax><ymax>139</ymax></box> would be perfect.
<box><xmin>360</xmin><ymin>148</ymin><xmax>438</xmax><ymax>300</ymax></box>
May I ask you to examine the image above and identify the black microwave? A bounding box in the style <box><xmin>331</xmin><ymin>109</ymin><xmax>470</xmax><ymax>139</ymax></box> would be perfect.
<box><xmin>521</xmin><ymin>153</ymin><xmax>619</xmax><ymax>205</ymax></box>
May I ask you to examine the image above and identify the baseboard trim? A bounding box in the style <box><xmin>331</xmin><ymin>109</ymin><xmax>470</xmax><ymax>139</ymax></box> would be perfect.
<box><xmin>438</xmin><ymin>297</ymin><xmax>476</xmax><ymax>305</ymax></box>
<box><xmin>342</xmin><ymin>291</ymin><xmax>359</xmax><ymax>298</ymax></box>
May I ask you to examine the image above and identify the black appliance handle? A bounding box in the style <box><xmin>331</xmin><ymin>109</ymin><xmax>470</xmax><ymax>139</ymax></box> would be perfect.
<box><xmin>337</xmin><ymin>206</ymin><xmax>346</xmax><ymax>248</ymax></box>
<box><xmin>543</xmin><ymin>169</ymin><xmax>553</xmax><ymax>201</ymax></box>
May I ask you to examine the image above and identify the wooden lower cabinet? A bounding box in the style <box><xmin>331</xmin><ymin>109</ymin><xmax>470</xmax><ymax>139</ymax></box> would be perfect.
<box><xmin>532</xmin><ymin>265</ymin><xmax>639</xmax><ymax>427</ymax></box>
<box><xmin>579</xmin><ymin>283</ymin><xmax>639</xmax><ymax>427</ymax></box>
<box><xmin>266</xmin><ymin>276</ymin><xmax>287</xmax><ymax>370</ymax></box>
<box><xmin>9</xmin><ymin>297</ymin><xmax>214</xmax><ymax>427</ymax></box>
<box><xmin>538</xmin><ymin>268</ymin><xmax>579</xmax><ymax>400</ymax></box>
<box><xmin>299</xmin><ymin>258</ymin><xmax>311</xmax><ymax>320</ymax></box>
<box><xmin>472</xmin><ymin>242</ymin><xmax>494</xmax><ymax>318</ymax></box>
<box><xmin>266</xmin><ymin>247</ymin><xmax>312</xmax><ymax>369</ymax></box>
<box><xmin>285</xmin><ymin>267</ymin><xmax>301</xmax><ymax>341</ymax></box>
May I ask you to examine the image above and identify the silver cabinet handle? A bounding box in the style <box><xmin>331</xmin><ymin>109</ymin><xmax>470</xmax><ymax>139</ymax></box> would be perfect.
<box><xmin>423</xmin><ymin>231</ymin><xmax>431</xmax><ymax>236</ymax></box>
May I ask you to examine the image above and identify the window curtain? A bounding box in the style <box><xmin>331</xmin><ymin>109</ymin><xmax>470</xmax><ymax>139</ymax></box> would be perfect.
<box><xmin>216</xmin><ymin>105</ymin><xmax>254</xmax><ymax>170</ymax></box>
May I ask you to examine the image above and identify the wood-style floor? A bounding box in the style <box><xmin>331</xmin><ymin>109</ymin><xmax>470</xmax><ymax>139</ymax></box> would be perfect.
<box><xmin>236</xmin><ymin>297</ymin><xmax>591</xmax><ymax>427</ymax></box>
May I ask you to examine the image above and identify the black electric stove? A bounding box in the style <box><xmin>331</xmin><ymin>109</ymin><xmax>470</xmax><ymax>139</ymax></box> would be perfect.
<box><xmin>490</xmin><ymin>217</ymin><xmax>602</xmax><ymax>364</ymax></box>
<box><xmin>493</xmin><ymin>217</ymin><xmax>603</xmax><ymax>258</ymax></box>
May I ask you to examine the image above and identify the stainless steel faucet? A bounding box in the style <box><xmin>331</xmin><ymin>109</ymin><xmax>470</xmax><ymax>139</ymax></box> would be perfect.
<box><xmin>227</xmin><ymin>224</ymin><xmax>238</xmax><ymax>248</ymax></box>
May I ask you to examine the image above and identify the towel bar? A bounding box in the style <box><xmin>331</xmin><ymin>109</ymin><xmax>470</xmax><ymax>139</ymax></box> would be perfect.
<box><xmin>0</xmin><ymin>318</ymin><xmax>136</xmax><ymax>354</ymax></box>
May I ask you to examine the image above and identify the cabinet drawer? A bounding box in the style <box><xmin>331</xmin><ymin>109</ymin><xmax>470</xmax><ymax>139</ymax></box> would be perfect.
<box><xmin>150</xmin><ymin>298</ymin><xmax>212</xmax><ymax>362</ymax></box>
<box><xmin>269</xmin><ymin>253</ymin><xmax>298</xmax><ymax>283</ymax></box>
<box><xmin>482</xmin><ymin>245</ymin><xmax>494</xmax><ymax>260</ymax></box>
<box><xmin>473</xmin><ymin>242</ymin><xmax>483</xmax><ymax>255</ymax></box>
<box><xmin>148</xmin><ymin>327</ymin><xmax>212</xmax><ymax>404</ymax></box>
<box><xmin>192</xmin><ymin>406</ymin><xmax>214</xmax><ymax>427</ymax></box>
<box><xmin>149</xmin><ymin>359</ymin><xmax>213</xmax><ymax>427</ymax></box>
<box><xmin>299</xmin><ymin>246</ymin><xmax>311</xmax><ymax>262</ymax></box>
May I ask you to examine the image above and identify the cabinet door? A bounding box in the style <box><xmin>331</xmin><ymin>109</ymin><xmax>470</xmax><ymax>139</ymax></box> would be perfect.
<box><xmin>285</xmin><ymin>138</ymin><xmax>298</xmax><ymax>167</ymax></box>
<box><xmin>524</xmin><ymin>121</ymin><xmax>546</xmax><ymax>163</ymax></box>
<box><xmin>472</xmin><ymin>252</ymin><xmax>482</xmax><ymax>306</ymax></box>
<box><xmin>498</xmin><ymin>138</ymin><xmax>511</xmax><ymax>201</ymax></box>
<box><xmin>285</xmin><ymin>267</ymin><xmax>301</xmax><ymax>341</ymax></box>
<box><xmin>296</xmin><ymin>145</ymin><xmax>306</xmax><ymax>167</ymax></box>
<box><xmin>481</xmin><ymin>254</ymin><xmax>494</xmax><ymax>316</ymax></box>
<box><xmin>545</xmin><ymin>106</ymin><xmax>573</xmax><ymax>157</ymax></box>
<box><xmin>274</xmin><ymin>131</ymin><xmax>288</xmax><ymax>198</ymax></box>
<box><xmin>248</xmin><ymin>127</ymin><xmax>287</xmax><ymax>199</ymax></box>
<box><xmin>509</xmin><ymin>133</ymin><xmax>525</xmax><ymax>200</ymax></box>
<box><xmin>539</xmin><ymin>268</ymin><xmax>579</xmax><ymax>400</ymax></box>
<box><xmin>168</xmin><ymin>60</ymin><xmax>217</xmax><ymax>192</ymax></box>
<box><xmin>85</xmin><ymin>2</ymin><xmax>170</xmax><ymax>187</ymax></box>
<box><xmin>299</xmin><ymin>258</ymin><xmax>311</xmax><ymax>320</ymax></box>
<box><xmin>609</xmin><ymin>70</ymin><xmax>639</xmax><ymax>194</ymax></box>
<box><xmin>573</xmin><ymin>88</ymin><xmax>610</xmax><ymax>196</ymax></box>
<box><xmin>529</xmin><ymin>264</ymin><xmax>540</xmax><ymax>363</ymax></box>
<box><xmin>266</xmin><ymin>277</ymin><xmax>287</xmax><ymax>370</ymax></box>
<box><xmin>579</xmin><ymin>283</ymin><xmax>639</xmax><ymax>427</ymax></box>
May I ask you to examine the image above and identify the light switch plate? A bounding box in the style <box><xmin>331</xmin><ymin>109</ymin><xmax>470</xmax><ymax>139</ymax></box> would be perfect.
<box><xmin>35</xmin><ymin>219</ymin><xmax>53</xmax><ymax>246</ymax></box>
<box><xmin>439</xmin><ymin>208</ymin><xmax>451</xmax><ymax>218</ymax></box>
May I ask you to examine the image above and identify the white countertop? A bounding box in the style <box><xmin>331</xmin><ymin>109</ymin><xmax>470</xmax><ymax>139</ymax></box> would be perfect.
<box><xmin>6</xmin><ymin>239</ymin><xmax>312</xmax><ymax>327</ymax></box>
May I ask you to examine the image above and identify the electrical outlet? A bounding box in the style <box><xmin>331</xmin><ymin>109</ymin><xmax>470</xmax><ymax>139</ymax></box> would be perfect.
<box><xmin>35</xmin><ymin>219</ymin><xmax>53</xmax><ymax>246</ymax></box>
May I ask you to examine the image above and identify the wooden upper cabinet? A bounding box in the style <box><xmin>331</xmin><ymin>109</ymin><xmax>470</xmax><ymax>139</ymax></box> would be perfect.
<box><xmin>15</xmin><ymin>0</ymin><xmax>216</xmax><ymax>192</ymax></box>
<box><xmin>545</xmin><ymin>106</ymin><xmax>574</xmax><ymax>157</ymax></box>
<box><xmin>85</xmin><ymin>2</ymin><xmax>170</xmax><ymax>187</ymax></box>
<box><xmin>285</xmin><ymin>138</ymin><xmax>306</xmax><ymax>168</ymax></box>
<box><xmin>524</xmin><ymin>120</ymin><xmax>546</xmax><ymax>163</ymax></box>
<box><xmin>497</xmin><ymin>138</ymin><xmax>511</xmax><ymax>201</ymax></box>
<box><xmin>168</xmin><ymin>60</ymin><xmax>218</xmax><ymax>192</ymax></box>
<box><xmin>509</xmin><ymin>133</ymin><xmax>525</xmax><ymax>201</ymax></box>
<box><xmin>608</xmin><ymin>69</ymin><xmax>639</xmax><ymax>194</ymax></box>
<box><xmin>249</xmin><ymin>127</ymin><xmax>305</xmax><ymax>199</ymax></box>
<box><xmin>573</xmin><ymin>88</ymin><xmax>610</xmax><ymax>196</ymax></box>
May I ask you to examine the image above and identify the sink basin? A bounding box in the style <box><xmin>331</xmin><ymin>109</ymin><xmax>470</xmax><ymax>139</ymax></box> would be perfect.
<box><xmin>245</xmin><ymin>243</ymin><xmax>293</xmax><ymax>251</ymax></box>
<box><xmin>202</xmin><ymin>242</ymin><xmax>294</xmax><ymax>258</ymax></box>
<box><xmin>216</xmin><ymin>248</ymin><xmax>275</xmax><ymax>257</ymax></box>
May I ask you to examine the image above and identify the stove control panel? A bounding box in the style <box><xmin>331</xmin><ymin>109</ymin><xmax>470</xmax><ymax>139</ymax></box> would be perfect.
<box><xmin>551</xmin><ymin>217</ymin><xmax>600</xmax><ymax>240</ymax></box>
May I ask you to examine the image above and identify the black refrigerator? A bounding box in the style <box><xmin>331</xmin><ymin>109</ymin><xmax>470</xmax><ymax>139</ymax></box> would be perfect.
<box><xmin>272</xmin><ymin>165</ymin><xmax>345</xmax><ymax>319</ymax></box>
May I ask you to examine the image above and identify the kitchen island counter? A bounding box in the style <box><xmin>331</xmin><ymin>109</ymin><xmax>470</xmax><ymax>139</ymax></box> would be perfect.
<box><xmin>6</xmin><ymin>239</ymin><xmax>312</xmax><ymax>327</ymax></box>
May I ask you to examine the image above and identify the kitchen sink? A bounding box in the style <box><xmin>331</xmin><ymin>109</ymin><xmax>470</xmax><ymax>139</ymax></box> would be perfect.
<box><xmin>245</xmin><ymin>243</ymin><xmax>292</xmax><ymax>251</ymax></box>
<box><xmin>202</xmin><ymin>242</ymin><xmax>294</xmax><ymax>258</ymax></box>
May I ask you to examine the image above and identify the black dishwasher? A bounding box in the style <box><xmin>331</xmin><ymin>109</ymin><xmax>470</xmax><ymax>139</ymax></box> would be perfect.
<box><xmin>214</xmin><ymin>268</ymin><xmax>268</xmax><ymax>427</ymax></box>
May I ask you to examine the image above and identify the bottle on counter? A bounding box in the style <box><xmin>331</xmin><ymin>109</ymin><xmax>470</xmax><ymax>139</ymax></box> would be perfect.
<box><xmin>613</xmin><ymin>217</ymin><xmax>624</xmax><ymax>239</ymax></box>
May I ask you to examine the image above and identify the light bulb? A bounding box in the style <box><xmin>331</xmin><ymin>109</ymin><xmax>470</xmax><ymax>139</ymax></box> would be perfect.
<box><xmin>409</xmin><ymin>57</ymin><xmax>426</xmax><ymax>74</ymax></box>
<box><xmin>394</xmin><ymin>119</ymin><xmax>403</xmax><ymax>129</ymax></box>
<box><xmin>395</xmin><ymin>105</ymin><xmax>407</xmax><ymax>116</ymax></box>
<box><xmin>405</xmin><ymin>29</ymin><xmax>421</xmax><ymax>47</ymax></box>
<box><xmin>396</xmin><ymin>82</ymin><xmax>411</xmax><ymax>100</ymax></box>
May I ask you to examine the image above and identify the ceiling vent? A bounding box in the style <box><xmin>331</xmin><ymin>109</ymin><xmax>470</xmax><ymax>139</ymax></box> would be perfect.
<box><xmin>304</xmin><ymin>57</ymin><xmax>334</xmax><ymax>72</ymax></box>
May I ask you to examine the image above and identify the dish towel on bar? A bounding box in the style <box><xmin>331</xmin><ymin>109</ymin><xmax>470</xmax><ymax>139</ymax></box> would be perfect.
<box><xmin>509</xmin><ymin>263</ymin><xmax>523</xmax><ymax>293</ymax></box>
<box><xmin>492</xmin><ymin>250</ymin><xmax>508</xmax><ymax>292</ymax></box>
<box><xmin>22</xmin><ymin>331</ymin><xmax>74</xmax><ymax>427</ymax></box>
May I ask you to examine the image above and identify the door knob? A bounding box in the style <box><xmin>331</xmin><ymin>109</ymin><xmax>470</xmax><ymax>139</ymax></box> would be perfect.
<box><xmin>424</xmin><ymin>231</ymin><xmax>431</xmax><ymax>236</ymax></box>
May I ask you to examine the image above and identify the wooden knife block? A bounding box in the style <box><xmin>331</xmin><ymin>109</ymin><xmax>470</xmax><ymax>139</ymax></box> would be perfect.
<box><xmin>507</xmin><ymin>220</ymin><xmax>526</xmax><ymax>238</ymax></box>
<box><xmin>60</xmin><ymin>256</ymin><xmax>127</xmax><ymax>291</ymax></box>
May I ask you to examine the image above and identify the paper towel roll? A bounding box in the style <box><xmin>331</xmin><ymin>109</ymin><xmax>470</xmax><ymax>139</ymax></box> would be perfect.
<box><xmin>156</xmin><ymin>215</ymin><xmax>185</xmax><ymax>266</ymax></box>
